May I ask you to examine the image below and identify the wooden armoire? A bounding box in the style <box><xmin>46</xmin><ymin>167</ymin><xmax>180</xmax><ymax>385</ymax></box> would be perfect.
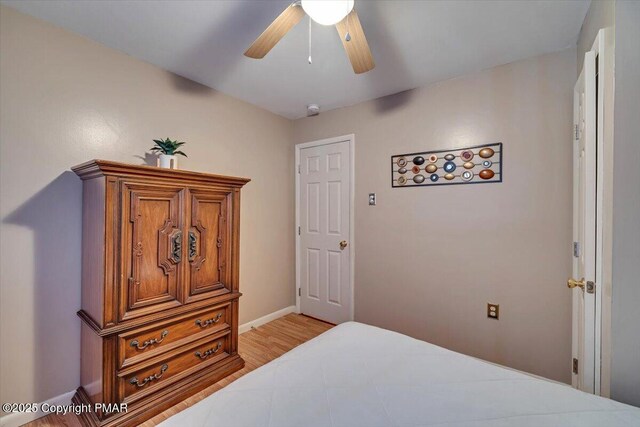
<box><xmin>71</xmin><ymin>160</ymin><xmax>249</xmax><ymax>426</ymax></box>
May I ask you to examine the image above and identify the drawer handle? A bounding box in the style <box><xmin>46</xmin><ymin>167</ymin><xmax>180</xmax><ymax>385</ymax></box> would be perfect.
<box><xmin>195</xmin><ymin>313</ymin><xmax>223</xmax><ymax>328</ymax></box>
<box><xmin>129</xmin><ymin>364</ymin><xmax>168</xmax><ymax>388</ymax></box>
<box><xmin>130</xmin><ymin>330</ymin><xmax>169</xmax><ymax>350</ymax></box>
<box><xmin>195</xmin><ymin>342</ymin><xmax>222</xmax><ymax>360</ymax></box>
<box><xmin>170</xmin><ymin>231</ymin><xmax>182</xmax><ymax>264</ymax></box>
<box><xmin>188</xmin><ymin>231</ymin><xmax>197</xmax><ymax>261</ymax></box>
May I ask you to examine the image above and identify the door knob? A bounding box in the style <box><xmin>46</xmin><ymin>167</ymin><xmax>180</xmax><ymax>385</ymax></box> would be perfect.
<box><xmin>339</xmin><ymin>240</ymin><xmax>348</xmax><ymax>250</ymax></box>
<box><xmin>567</xmin><ymin>278</ymin><xmax>585</xmax><ymax>290</ymax></box>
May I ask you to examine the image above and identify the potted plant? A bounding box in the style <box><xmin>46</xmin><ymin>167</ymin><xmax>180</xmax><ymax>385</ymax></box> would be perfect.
<box><xmin>151</xmin><ymin>138</ymin><xmax>187</xmax><ymax>169</ymax></box>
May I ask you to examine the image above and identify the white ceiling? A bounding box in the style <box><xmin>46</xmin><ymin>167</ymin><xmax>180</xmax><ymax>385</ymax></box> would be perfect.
<box><xmin>3</xmin><ymin>0</ymin><xmax>589</xmax><ymax>119</ymax></box>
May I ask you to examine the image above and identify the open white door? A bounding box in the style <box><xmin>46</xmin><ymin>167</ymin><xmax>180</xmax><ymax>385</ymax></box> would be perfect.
<box><xmin>571</xmin><ymin>50</ymin><xmax>597</xmax><ymax>393</ymax></box>
<box><xmin>296</xmin><ymin>135</ymin><xmax>354</xmax><ymax>324</ymax></box>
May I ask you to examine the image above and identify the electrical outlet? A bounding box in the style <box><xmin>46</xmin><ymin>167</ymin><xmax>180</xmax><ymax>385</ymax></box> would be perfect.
<box><xmin>368</xmin><ymin>193</ymin><xmax>376</xmax><ymax>206</ymax></box>
<box><xmin>487</xmin><ymin>303</ymin><xmax>499</xmax><ymax>320</ymax></box>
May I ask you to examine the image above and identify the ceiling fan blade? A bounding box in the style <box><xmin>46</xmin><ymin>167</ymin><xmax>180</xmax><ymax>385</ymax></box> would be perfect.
<box><xmin>335</xmin><ymin>9</ymin><xmax>375</xmax><ymax>74</ymax></box>
<box><xmin>244</xmin><ymin>3</ymin><xmax>305</xmax><ymax>59</ymax></box>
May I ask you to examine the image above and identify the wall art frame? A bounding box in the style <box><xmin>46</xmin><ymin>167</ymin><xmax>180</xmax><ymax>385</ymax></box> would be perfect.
<box><xmin>391</xmin><ymin>142</ymin><xmax>503</xmax><ymax>188</ymax></box>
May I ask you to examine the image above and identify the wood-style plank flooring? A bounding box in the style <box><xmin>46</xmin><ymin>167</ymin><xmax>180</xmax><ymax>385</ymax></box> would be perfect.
<box><xmin>25</xmin><ymin>314</ymin><xmax>332</xmax><ymax>427</ymax></box>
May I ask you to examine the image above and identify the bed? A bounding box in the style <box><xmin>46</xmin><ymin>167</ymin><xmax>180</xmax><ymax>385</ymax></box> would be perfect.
<box><xmin>160</xmin><ymin>322</ymin><xmax>640</xmax><ymax>427</ymax></box>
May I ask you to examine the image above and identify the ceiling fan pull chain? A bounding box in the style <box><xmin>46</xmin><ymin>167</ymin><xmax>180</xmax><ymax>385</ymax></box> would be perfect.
<box><xmin>345</xmin><ymin>3</ymin><xmax>351</xmax><ymax>42</ymax></box>
<box><xmin>308</xmin><ymin>16</ymin><xmax>312</xmax><ymax>64</ymax></box>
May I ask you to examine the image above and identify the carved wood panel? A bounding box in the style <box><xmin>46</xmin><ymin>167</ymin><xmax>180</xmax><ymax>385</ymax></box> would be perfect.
<box><xmin>121</xmin><ymin>182</ymin><xmax>184</xmax><ymax>320</ymax></box>
<box><xmin>185</xmin><ymin>189</ymin><xmax>233</xmax><ymax>303</ymax></box>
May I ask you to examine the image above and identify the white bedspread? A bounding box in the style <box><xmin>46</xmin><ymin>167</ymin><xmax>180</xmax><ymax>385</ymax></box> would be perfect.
<box><xmin>160</xmin><ymin>322</ymin><xmax>640</xmax><ymax>427</ymax></box>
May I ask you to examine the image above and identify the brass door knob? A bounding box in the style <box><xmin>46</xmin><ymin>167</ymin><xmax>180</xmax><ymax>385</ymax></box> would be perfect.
<box><xmin>339</xmin><ymin>240</ymin><xmax>348</xmax><ymax>250</ymax></box>
<box><xmin>567</xmin><ymin>278</ymin><xmax>586</xmax><ymax>290</ymax></box>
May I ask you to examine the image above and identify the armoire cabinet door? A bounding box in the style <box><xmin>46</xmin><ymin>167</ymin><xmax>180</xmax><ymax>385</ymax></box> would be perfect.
<box><xmin>120</xmin><ymin>182</ymin><xmax>185</xmax><ymax>321</ymax></box>
<box><xmin>185</xmin><ymin>188</ymin><xmax>233</xmax><ymax>303</ymax></box>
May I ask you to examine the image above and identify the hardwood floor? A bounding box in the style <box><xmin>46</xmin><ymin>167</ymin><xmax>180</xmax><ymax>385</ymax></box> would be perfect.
<box><xmin>25</xmin><ymin>314</ymin><xmax>332</xmax><ymax>427</ymax></box>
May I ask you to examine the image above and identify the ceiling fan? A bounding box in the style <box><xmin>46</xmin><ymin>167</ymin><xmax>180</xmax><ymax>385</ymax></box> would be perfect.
<box><xmin>244</xmin><ymin>0</ymin><xmax>375</xmax><ymax>74</ymax></box>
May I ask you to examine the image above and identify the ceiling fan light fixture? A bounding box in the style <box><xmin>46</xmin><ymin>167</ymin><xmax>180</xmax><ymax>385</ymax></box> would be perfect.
<box><xmin>301</xmin><ymin>0</ymin><xmax>354</xmax><ymax>26</ymax></box>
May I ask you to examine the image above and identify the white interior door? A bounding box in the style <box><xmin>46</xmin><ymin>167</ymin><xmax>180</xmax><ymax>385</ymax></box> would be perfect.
<box><xmin>298</xmin><ymin>139</ymin><xmax>352</xmax><ymax>324</ymax></box>
<box><xmin>571</xmin><ymin>50</ymin><xmax>597</xmax><ymax>393</ymax></box>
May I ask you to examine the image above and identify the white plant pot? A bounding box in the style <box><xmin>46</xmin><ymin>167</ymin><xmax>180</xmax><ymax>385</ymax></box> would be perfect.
<box><xmin>158</xmin><ymin>154</ymin><xmax>178</xmax><ymax>169</ymax></box>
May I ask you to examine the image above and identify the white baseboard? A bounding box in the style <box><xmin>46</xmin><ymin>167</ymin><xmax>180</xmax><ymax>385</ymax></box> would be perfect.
<box><xmin>0</xmin><ymin>390</ymin><xmax>75</xmax><ymax>427</ymax></box>
<box><xmin>239</xmin><ymin>305</ymin><xmax>297</xmax><ymax>334</ymax></box>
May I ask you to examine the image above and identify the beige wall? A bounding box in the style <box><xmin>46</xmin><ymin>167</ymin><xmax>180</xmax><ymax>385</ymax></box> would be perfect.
<box><xmin>610</xmin><ymin>0</ymin><xmax>640</xmax><ymax>407</ymax></box>
<box><xmin>0</xmin><ymin>6</ymin><xmax>294</xmax><ymax>408</ymax></box>
<box><xmin>293</xmin><ymin>48</ymin><xmax>576</xmax><ymax>383</ymax></box>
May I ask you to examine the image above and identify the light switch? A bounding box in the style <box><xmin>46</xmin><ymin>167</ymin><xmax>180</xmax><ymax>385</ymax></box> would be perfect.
<box><xmin>368</xmin><ymin>193</ymin><xmax>376</xmax><ymax>206</ymax></box>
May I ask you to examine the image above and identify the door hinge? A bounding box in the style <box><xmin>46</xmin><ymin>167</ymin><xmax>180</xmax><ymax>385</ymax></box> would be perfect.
<box><xmin>298</xmin><ymin>288</ymin><xmax>301</xmax><ymax>297</ymax></box>
<box><xmin>573</xmin><ymin>241</ymin><xmax>580</xmax><ymax>258</ymax></box>
<box><xmin>573</xmin><ymin>357</ymin><xmax>579</xmax><ymax>374</ymax></box>
<box><xmin>298</xmin><ymin>164</ymin><xmax>301</xmax><ymax>174</ymax></box>
<box><xmin>586</xmin><ymin>281</ymin><xmax>595</xmax><ymax>294</ymax></box>
<box><xmin>298</xmin><ymin>226</ymin><xmax>301</xmax><ymax>235</ymax></box>
<box><xmin>575</xmin><ymin>124</ymin><xmax>579</xmax><ymax>140</ymax></box>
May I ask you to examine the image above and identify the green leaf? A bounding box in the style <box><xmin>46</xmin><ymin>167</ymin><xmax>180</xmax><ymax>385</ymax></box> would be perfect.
<box><xmin>151</xmin><ymin>137</ymin><xmax>187</xmax><ymax>156</ymax></box>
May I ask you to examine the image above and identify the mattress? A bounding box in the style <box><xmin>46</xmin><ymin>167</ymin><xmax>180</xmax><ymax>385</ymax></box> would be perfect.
<box><xmin>159</xmin><ymin>321</ymin><xmax>640</xmax><ymax>427</ymax></box>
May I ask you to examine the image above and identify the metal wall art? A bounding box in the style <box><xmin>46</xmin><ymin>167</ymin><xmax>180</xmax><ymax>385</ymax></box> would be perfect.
<box><xmin>391</xmin><ymin>143</ymin><xmax>502</xmax><ymax>188</ymax></box>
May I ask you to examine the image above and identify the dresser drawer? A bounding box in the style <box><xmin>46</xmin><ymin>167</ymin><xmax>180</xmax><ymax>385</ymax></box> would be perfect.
<box><xmin>117</xmin><ymin>330</ymin><xmax>231</xmax><ymax>403</ymax></box>
<box><xmin>118</xmin><ymin>303</ymin><xmax>230</xmax><ymax>368</ymax></box>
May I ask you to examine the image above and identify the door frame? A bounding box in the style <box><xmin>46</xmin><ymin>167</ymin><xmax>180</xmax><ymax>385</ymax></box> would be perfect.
<box><xmin>573</xmin><ymin>27</ymin><xmax>614</xmax><ymax>397</ymax></box>
<box><xmin>591</xmin><ymin>27</ymin><xmax>614</xmax><ymax>398</ymax></box>
<box><xmin>295</xmin><ymin>134</ymin><xmax>355</xmax><ymax>321</ymax></box>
